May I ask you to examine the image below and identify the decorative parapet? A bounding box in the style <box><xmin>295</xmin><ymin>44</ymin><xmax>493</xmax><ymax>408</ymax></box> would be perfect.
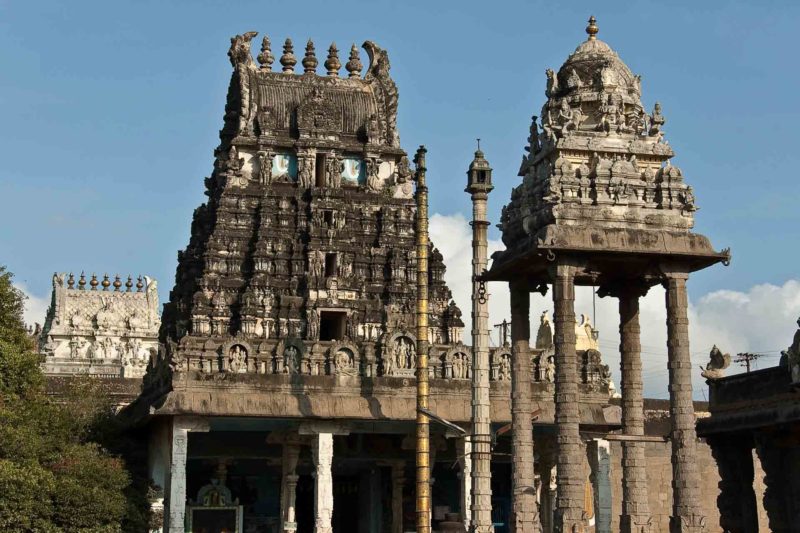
<box><xmin>39</xmin><ymin>272</ymin><xmax>160</xmax><ymax>378</ymax></box>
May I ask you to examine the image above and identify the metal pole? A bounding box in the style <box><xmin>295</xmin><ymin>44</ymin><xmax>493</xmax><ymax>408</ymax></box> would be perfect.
<box><xmin>414</xmin><ymin>146</ymin><xmax>431</xmax><ymax>533</ymax></box>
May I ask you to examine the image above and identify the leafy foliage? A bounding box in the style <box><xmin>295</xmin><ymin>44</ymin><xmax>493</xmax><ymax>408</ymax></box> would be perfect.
<box><xmin>0</xmin><ymin>266</ymin><xmax>132</xmax><ymax>532</ymax></box>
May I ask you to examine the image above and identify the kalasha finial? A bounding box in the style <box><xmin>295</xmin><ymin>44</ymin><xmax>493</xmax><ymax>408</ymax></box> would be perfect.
<box><xmin>113</xmin><ymin>274</ymin><xmax>122</xmax><ymax>292</ymax></box>
<box><xmin>90</xmin><ymin>273</ymin><xmax>99</xmax><ymax>291</ymax></box>
<box><xmin>101</xmin><ymin>273</ymin><xmax>111</xmax><ymax>291</ymax></box>
<box><xmin>257</xmin><ymin>35</ymin><xmax>274</xmax><ymax>70</ymax></box>
<box><xmin>125</xmin><ymin>275</ymin><xmax>133</xmax><ymax>292</ymax></box>
<box><xmin>280</xmin><ymin>38</ymin><xmax>297</xmax><ymax>73</ymax></box>
<box><xmin>345</xmin><ymin>44</ymin><xmax>362</xmax><ymax>78</ymax></box>
<box><xmin>586</xmin><ymin>15</ymin><xmax>599</xmax><ymax>40</ymax></box>
<box><xmin>302</xmin><ymin>39</ymin><xmax>318</xmax><ymax>74</ymax></box>
<box><xmin>325</xmin><ymin>43</ymin><xmax>341</xmax><ymax>77</ymax></box>
<box><xmin>136</xmin><ymin>275</ymin><xmax>144</xmax><ymax>292</ymax></box>
<box><xmin>78</xmin><ymin>271</ymin><xmax>86</xmax><ymax>290</ymax></box>
<box><xmin>67</xmin><ymin>272</ymin><xmax>75</xmax><ymax>289</ymax></box>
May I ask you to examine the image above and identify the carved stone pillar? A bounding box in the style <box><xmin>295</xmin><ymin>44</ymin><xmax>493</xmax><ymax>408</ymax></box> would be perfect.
<box><xmin>280</xmin><ymin>443</ymin><xmax>301</xmax><ymax>533</ymax></box>
<box><xmin>663</xmin><ymin>272</ymin><xmax>705</xmax><ymax>532</ymax></box>
<box><xmin>587</xmin><ymin>439</ymin><xmax>612</xmax><ymax>533</ymax></box>
<box><xmin>166</xmin><ymin>416</ymin><xmax>209</xmax><ymax>533</ymax></box>
<box><xmin>708</xmin><ymin>435</ymin><xmax>757</xmax><ymax>533</ymax></box>
<box><xmin>537</xmin><ymin>450</ymin><xmax>556</xmax><ymax>533</ymax></box>
<box><xmin>391</xmin><ymin>461</ymin><xmax>406</xmax><ymax>533</ymax></box>
<box><xmin>312</xmin><ymin>433</ymin><xmax>334</xmax><ymax>533</ymax></box>
<box><xmin>509</xmin><ymin>280</ymin><xmax>541</xmax><ymax>532</ymax></box>
<box><xmin>618</xmin><ymin>286</ymin><xmax>652</xmax><ymax>532</ymax></box>
<box><xmin>551</xmin><ymin>262</ymin><xmax>585</xmax><ymax>531</ymax></box>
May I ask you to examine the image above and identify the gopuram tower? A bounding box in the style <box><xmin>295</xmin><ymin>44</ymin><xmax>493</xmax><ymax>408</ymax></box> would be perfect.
<box><xmin>134</xmin><ymin>33</ymin><xmax>468</xmax><ymax>533</ymax></box>
<box><xmin>486</xmin><ymin>17</ymin><xmax>730</xmax><ymax>533</ymax></box>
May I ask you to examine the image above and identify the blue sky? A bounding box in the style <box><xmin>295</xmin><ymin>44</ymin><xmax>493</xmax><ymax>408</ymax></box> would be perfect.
<box><xmin>2</xmin><ymin>1</ymin><xmax>799</xmax><ymax>394</ymax></box>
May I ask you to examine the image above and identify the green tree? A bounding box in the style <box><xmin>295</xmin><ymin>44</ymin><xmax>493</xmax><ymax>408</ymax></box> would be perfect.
<box><xmin>0</xmin><ymin>266</ymin><xmax>131</xmax><ymax>533</ymax></box>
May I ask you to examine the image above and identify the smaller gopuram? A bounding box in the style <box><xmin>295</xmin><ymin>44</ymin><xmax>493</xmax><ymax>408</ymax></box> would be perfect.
<box><xmin>39</xmin><ymin>272</ymin><xmax>160</xmax><ymax>378</ymax></box>
<box><xmin>485</xmin><ymin>16</ymin><xmax>730</xmax><ymax>533</ymax></box>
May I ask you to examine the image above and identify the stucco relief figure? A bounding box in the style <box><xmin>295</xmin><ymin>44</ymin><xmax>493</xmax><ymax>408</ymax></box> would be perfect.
<box><xmin>309</xmin><ymin>251</ymin><xmax>324</xmax><ymax>278</ymax></box>
<box><xmin>451</xmin><ymin>352</ymin><xmax>468</xmax><ymax>379</ymax></box>
<box><xmin>70</xmin><ymin>311</ymin><xmax>86</xmax><ymax>330</ymax></box>
<box><xmin>544</xmin><ymin>355</ymin><xmax>555</xmax><ymax>383</ymax></box>
<box><xmin>566</xmin><ymin>68</ymin><xmax>583</xmax><ymax>90</ymax></box>
<box><xmin>307</xmin><ymin>309</ymin><xmax>319</xmax><ymax>340</ymax></box>
<box><xmin>498</xmin><ymin>353</ymin><xmax>511</xmax><ymax>381</ymax></box>
<box><xmin>283</xmin><ymin>345</ymin><xmax>300</xmax><ymax>374</ymax></box>
<box><xmin>334</xmin><ymin>348</ymin><xmax>356</xmax><ymax>376</ymax></box>
<box><xmin>298</xmin><ymin>157</ymin><xmax>314</xmax><ymax>188</ymax></box>
<box><xmin>679</xmin><ymin>186</ymin><xmax>697</xmax><ymax>214</ymax></box>
<box><xmin>128</xmin><ymin>309</ymin><xmax>146</xmax><ymax>331</ymax></box>
<box><xmin>545</xmin><ymin>68</ymin><xmax>558</xmax><ymax>97</ymax></box>
<box><xmin>257</xmin><ymin>152</ymin><xmax>273</xmax><ymax>185</ymax></box>
<box><xmin>649</xmin><ymin>102</ymin><xmax>665</xmax><ymax>139</ymax></box>
<box><xmin>395</xmin><ymin>156</ymin><xmax>412</xmax><ymax>184</ymax></box>
<box><xmin>556</xmin><ymin>99</ymin><xmax>578</xmax><ymax>133</ymax></box>
<box><xmin>69</xmin><ymin>337</ymin><xmax>80</xmax><ymax>359</ymax></box>
<box><xmin>700</xmin><ymin>345</ymin><xmax>731</xmax><ymax>380</ymax></box>
<box><xmin>366</xmin><ymin>159</ymin><xmax>381</xmax><ymax>191</ymax></box>
<box><xmin>229</xmin><ymin>345</ymin><xmax>247</xmax><ymax>373</ymax></box>
<box><xmin>392</xmin><ymin>336</ymin><xmax>416</xmax><ymax>371</ymax></box>
<box><xmin>95</xmin><ymin>298</ymin><xmax>116</xmax><ymax>330</ymax></box>
<box><xmin>327</xmin><ymin>154</ymin><xmax>343</xmax><ymax>187</ymax></box>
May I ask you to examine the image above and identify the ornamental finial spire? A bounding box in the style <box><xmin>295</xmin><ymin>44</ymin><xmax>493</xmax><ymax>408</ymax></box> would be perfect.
<box><xmin>586</xmin><ymin>15</ymin><xmax>599</xmax><ymax>40</ymax></box>
<box><xmin>345</xmin><ymin>44</ymin><xmax>362</xmax><ymax>78</ymax></box>
<box><xmin>280</xmin><ymin>38</ymin><xmax>297</xmax><ymax>73</ymax></box>
<box><xmin>257</xmin><ymin>35</ymin><xmax>274</xmax><ymax>70</ymax></box>
<box><xmin>302</xmin><ymin>39</ymin><xmax>318</xmax><ymax>74</ymax></box>
<box><xmin>325</xmin><ymin>43</ymin><xmax>341</xmax><ymax>77</ymax></box>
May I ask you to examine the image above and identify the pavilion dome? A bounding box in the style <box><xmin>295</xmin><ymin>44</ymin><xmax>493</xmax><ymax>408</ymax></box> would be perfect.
<box><xmin>539</xmin><ymin>16</ymin><xmax>645</xmax><ymax>131</ymax></box>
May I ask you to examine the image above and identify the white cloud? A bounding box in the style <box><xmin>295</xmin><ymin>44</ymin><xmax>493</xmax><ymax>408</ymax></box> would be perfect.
<box><xmin>430</xmin><ymin>213</ymin><xmax>800</xmax><ymax>399</ymax></box>
<box><xmin>14</xmin><ymin>283</ymin><xmax>50</xmax><ymax>330</ymax></box>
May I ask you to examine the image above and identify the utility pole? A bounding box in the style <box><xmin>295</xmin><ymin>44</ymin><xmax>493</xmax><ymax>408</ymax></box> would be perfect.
<box><xmin>414</xmin><ymin>146</ymin><xmax>431</xmax><ymax>533</ymax></box>
<box><xmin>734</xmin><ymin>352</ymin><xmax>762</xmax><ymax>373</ymax></box>
<box><xmin>494</xmin><ymin>319</ymin><xmax>511</xmax><ymax>347</ymax></box>
<box><xmin>466</xmin><ymin>141</ymin><xmax>495</xmax><ymax>532</ymax></box>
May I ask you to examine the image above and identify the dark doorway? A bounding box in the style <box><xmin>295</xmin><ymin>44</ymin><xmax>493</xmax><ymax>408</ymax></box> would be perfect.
<box><xmin>315</xmin><ymin>154</ymin><xmax>327</xmax><ymax>187</ymax></box>
<box><xmin>332</xmin><ymin>475</ymin><xmax>360</xmax><ymax>532</ymax></box>
<box><xmin>325</xmin><ymin>253</ymin><xmax>338</xmax><ymax>277</ymax></box>
<box><xmin>296</xmin><ymin>474</ymin><xmax>314</xmax><ymax>533</ymax></box>
<box><xmin>319</xmin><ymin>311</ymin><xmax>346</xmax><ymax>341</ymax></box>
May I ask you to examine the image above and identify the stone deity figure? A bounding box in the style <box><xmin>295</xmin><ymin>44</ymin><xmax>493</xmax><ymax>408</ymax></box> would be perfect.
<box><xmin>366</xmin><ymin>159</ymin><xmax>381</xmax><ymax>191</ymax></box>
<box><xmin>497</xmin><ymin>354</ymin><xmax>510</xmax><ymax>381</ymax></box>
<box><xmin>284</xmin><ymin>345</ymin><xmax>299</xmax><ymax>374</ymax></box>
<box><xmin>298</xmin><ymin>157</ymin><xmax>314</xmax><ymax>188</ymax></box>
<box><xmin>679</xmin><ymin>186</ymin><xmax>697</xmax><ymax>213</ymax></box>
<box><xmin>556</xmin><ymin>99</ymin><xmax>577</xmax><ymax>133</ymax></box>
<box><xmin>228</xmin><ymin>146</ymin><xmax>243</xmax><ymax>172</ymax></box>
<box><xmin>526</xmin><ymin>116</ymin><xmax>541</xmax><ymax>154</ymax></box>
<box><xmin>649</xmin><ymin>102</ymin><xmax>666</xmax><ymax>138</ymax></box>
<box><xmin>327</xmin><ymin>154</ymin><xmax>343</xmax><ymax>187</ymax></box>
<box><xmin>544</xmin><ymin>356</ymin><xmax>555</xmax><ymax>383</ymax></box>
<box><xmin>545</xmin><ymin>68</ymin><xmax>558</xmax><ymax>97</ymax></box>
<box><xmin>257</xmin><ymin>152</ymin><xmax>272</xmax><ymax>185</ymax></box>
<box><xmin>307</xmin><ymin>309</ymin><xmax>319</xmax><ymax>340</ymax></box>
<box><xmin>229</xmin><ymin>345</ymin><xmax>246</xmax><ymax>373</ymax></box>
